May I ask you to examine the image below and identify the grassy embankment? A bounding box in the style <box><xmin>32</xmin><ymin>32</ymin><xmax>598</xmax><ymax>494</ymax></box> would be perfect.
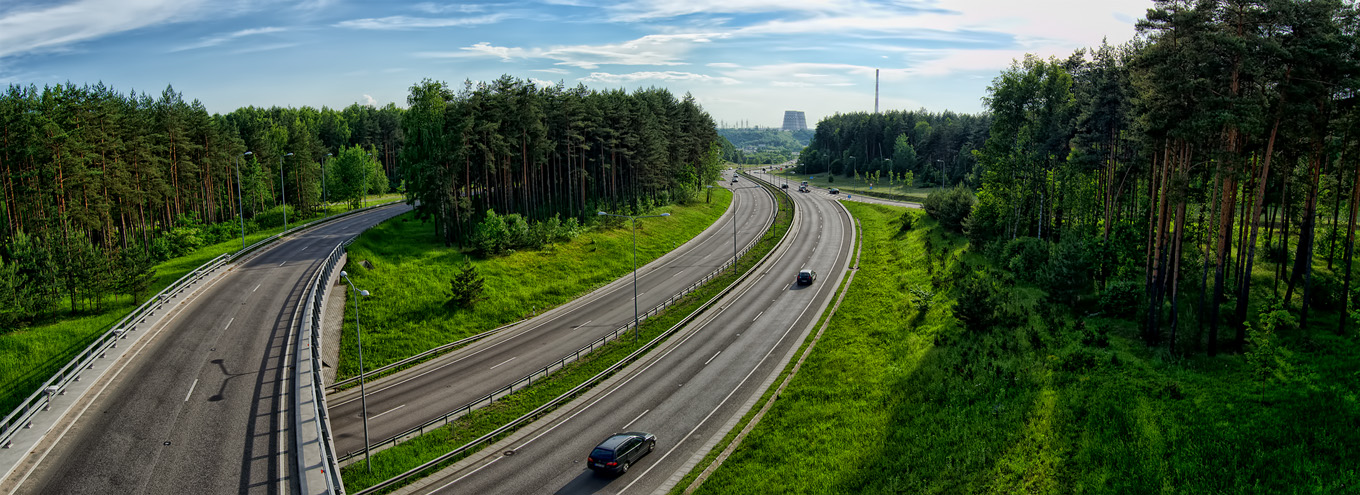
<box><xmin>769</xmin><ymin>168</ymin><xmax>939</xmax><ymax>203</ymax></box>
<box><xmin>340</xmin><ymin>184</ymin><xmax>792</xmax><ymax>493</ymax></box>
<box><xmin>0</xmin><ymin>195</ymin><xmax>402</xmax><ymax>414</ymax></box>
<box><xmin>683</xmin><ymin>201</ymin><xmax>1359</xmax><ymax>494</ymax></box>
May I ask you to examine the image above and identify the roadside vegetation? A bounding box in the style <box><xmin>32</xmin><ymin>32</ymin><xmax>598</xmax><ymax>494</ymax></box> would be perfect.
<box><xmin>689</xmin><ymin>201</ymin><xmax>1359</xmax><ymax>494</ymax></box>
<box><xmin>0</xmin><ymin>195</ymin><xmax>401</xmax><ymax>414</ymax></box>
<box><xmin>335</xmin><ymin>188</ymin><xmax>732</xmax><ymax>379</ymax></box>
<box><xmin>340</xmin><ymin>182</ymin><xmax>792</xmax><ymax>493</ymax></box>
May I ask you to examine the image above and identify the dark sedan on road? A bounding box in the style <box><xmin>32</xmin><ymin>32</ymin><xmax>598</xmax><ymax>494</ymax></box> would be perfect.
<box><xmin>588</xmin><ymin>431</ymin><xmax>656</xmax><ymax>476</ymax></box>
<box><xmin>797</xmin><ymin>269</ymin><xmax>816</xmax><ymax>285</ymax></box>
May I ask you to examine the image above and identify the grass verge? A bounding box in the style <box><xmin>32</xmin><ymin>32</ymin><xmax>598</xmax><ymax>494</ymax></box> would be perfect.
<box><xmin>689</xmin><ymin>201</ymin><xmax>1360</xmax><ymax>494</ymax></box>
<box><xmin>334</xmin><ymin>191</ymin><xmax>733</xmax><ymax>379</ymax></box>
<box><xmin>340</xmin><ymin>184</ymin><xmax>793</xmax><ymax>493</ymax></box>
<box><xmin>0</xmin><ymin>195</ymin><xmax>402</xmax><ymax>415</ymax></box>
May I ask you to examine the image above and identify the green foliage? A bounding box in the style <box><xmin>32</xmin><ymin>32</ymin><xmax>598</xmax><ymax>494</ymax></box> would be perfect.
<box><xmin>1099</xmin><ymin>279</ymin><xmax>1143</xmax><ymax>318</ymax></box>
<box><xmin>922</xmin><ymin>185</ymin><xmax>975</xmax><ymax>233</ymax></box>
<box><xmin>1001</xmin><ymin>236</ymin><xmax>1049</xmax><ymax>283</ymax></box>
<box><xmin>1245</xmin><ymin>308</ymin><xmax>1296</xmax><ymax>385</ymax></box>
<box><xmin>1041</xmin><ymin>236</ymin><xmax>1092</xmax><ymax>305</ymax></box>
<box><xmin>445</xmin><ymin>258</ymin><xmax>485</xmax><ymax>309</ymax></box>
<box><xmin>899</xmin><ymin>211</ymin><xmax>918</xmax><ymax>232</ymax></box>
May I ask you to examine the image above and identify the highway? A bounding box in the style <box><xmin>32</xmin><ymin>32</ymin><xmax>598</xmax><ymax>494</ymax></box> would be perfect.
<box><xmin>397</xmin><ymin>174</ymin><xmax>856</xmax><ymax>494</ymax></box>
<box><xmin>12</xmin><ymin>204</ymin><xmax>410</xmax><ymax>494</ymax></box>
<box><xmin>748</xmin><ymin>167</ymin><xmax>922</xmax><ymax>209</ymax></box>
<box><xmin>326</xmin><ymin>175</ymin><xmax>777</xmax><ymax>460</ymax></box>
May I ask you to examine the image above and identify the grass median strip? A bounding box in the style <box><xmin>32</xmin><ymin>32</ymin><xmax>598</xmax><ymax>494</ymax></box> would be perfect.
<box><xmin>340</xmin><ymin>184</ymin><xmax>792</xmax><ymax>494</ymax></box>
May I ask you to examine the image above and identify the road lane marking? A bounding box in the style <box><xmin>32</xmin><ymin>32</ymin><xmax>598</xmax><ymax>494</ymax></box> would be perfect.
<box><xmin>704</xmin><ymin>351</ymin><xmax>721</xmax><ymax>365</ymax></box>
<box><xmin>225</xmin><ymin>317</ymin><xmax>234</xmax><ymax>330</ymax></box>
<box><xmin>184</xmin><ymin>379</ymin><xmax>198</xmax><ymax>402</ymax></box>
<box><xmin>489</xmin><ymin>357</ymin><xmax>516</xmax><ymax>370</ymax></box>
<box><xmin>253</xmin><ymin>284</ymin><xmax>261</xmax><ymax>292</ymax></box>
<box><xmin>369</xmin><ymin>404</ymin><xmax>405</xmax><ymax>420</ymax></box>
<box><xmin>434</xmin><ymin>456</ymin><xmax>502</xmax><ymax>493</ymax></box>
<box><xmin>752</xmin><ymin>311</ymin><xmax>763</xmax><ymax>322</ymax></box>
<box><xmin>622</xmin><ymin>409</ymin><xmax>649</xmax><ymax>430</ymax></box>
<box><xmin>279</xmin><ymin>261</ymin><xmax>287</xmax><ymax>267</ymax></box>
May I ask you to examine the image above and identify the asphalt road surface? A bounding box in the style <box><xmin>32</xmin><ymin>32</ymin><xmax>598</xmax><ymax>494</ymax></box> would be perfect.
<box><xmin>748</xmin><ymin>167</ymin><xmax>922</xmax><ymax>209</ymax></box>
<box><xmin>326</xmin><ymin>177</ymin><xmax>777</xmax><ymax>460</ymax></box>
<box><xmin>404</xmin><ymin>174</ymin><xmax>856</xmax><ymax>494</ymax></box>
<box><xmin>15</xmin><ymin>203</ymin><xmax>410</xmax><ymax>495</ymax></box>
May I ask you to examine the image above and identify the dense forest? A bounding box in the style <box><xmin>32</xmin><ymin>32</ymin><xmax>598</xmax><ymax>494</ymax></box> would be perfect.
<box><xmin>0</xmin><ymin>83</ymin><xmax>400</xmax><ymax>327</ymax></box>
<box><xmin>401</xmin><ymin>77</ymin><xmax>724</xmax><ymax>247</ymax></box>
<box><xmin>717</xmin><ymin>127</ymin><xmax>814</xmax><ymax>165</ymax></box>
<box><xmin>959</xmin><ymin>0</ymin><xmax>1359</xmax><ymax>356</ymax></box>
<box><xmin>796</xmin><ymin>110</ymin><xmax>993</xmax><ymax>186</ymax></box>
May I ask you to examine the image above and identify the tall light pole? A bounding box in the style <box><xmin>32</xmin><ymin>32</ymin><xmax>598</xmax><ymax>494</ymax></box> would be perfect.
<box><xmin>937</xmin><ymin>159</ymin><xmax>945</xmax><ymax>186</ymax></box>
<box><xmin>237</xmin><ymin>151</ymin><xmax>252</xmax><ymax>250</ymax></box>
<box><xmin>597</xmin><ymin>211</ymin><xmax>670</xmax><ymax>344</ymax></box>
<box><xmin>340</xmin><ymin>271</ymin><xmax>373</xmax><ymax>473</ymax></box>
<box><xmin>281</xmin><ymin>152</ymin><xmax>293</xmax><ymax>232</ymax></box>
<box><xmin>323</xmin><ymin>152</ymin><xmax>332</xmax><ymax>206</ymax></box>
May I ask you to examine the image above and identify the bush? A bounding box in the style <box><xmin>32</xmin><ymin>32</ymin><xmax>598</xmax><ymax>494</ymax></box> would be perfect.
<box><xmin>953</xmin><ymin>264</ymin><xmax>1000</xmax><ymax>332</ymax></box>
<box><xmin>473</xmin><ymin>210</ymin><xmax>509</xmax><ymax>256</ymax></box>
<box><xmin>1043</xmin><ymin>236</ymin><xmax>1093</xmax><ymax>304</ymax></box>
<box><xmin>1099</xmin><ymin>279</ymin><xmax>1143</xmax><ymax>318</ymax></box>
<box><xmin>446</xmin><ymin>257</ymin><xmax>485</xmax><ymax>309</ymax></box>
<box><xmin>923</xmin><ymin>185</ymin><xmax>975</xmax><ymax>233</ymax></box>
<box><xmin>253</xmin><ymin>205</ymin><xmax>295</xmax><ymax>230</ymax></box>
<box><xmin>1307</xmin><ymin>271</ymin><xmax>1344</xmax><ymax>311</ymax></box>
<box><xmin>1002</xmin><ymin>237</ymin><xmax>1048</xmax><ymax>284</ymax></box>
<box><xmin>899</xmin><ymin>211</ymin><xmax>918</xmax><ymax>232</ymax></box>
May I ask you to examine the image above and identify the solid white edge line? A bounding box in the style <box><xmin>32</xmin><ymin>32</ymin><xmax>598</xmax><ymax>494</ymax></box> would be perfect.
<box><xmin>488</xmin><ymin>356</ymin><xmax>516</xmax><ymax>370</ymax></box>
<box><xmin>368</xmin><ymin>404</ymin><xmax>406</xmax><ymax>421</ymax></box>
<box><xmin>224</xmin><ymin>317</ymin><xmax>233</xmax><ymax>330</ymax></box>
<box><xmin>184</xmin><ymin>379</ymin><xmax>198</xmax><ymax>402</ymax></box>
<box><xmin>279</xmin><ymin>261</ymin><xmax>286</xmax><ymax>267</ymax></box>
<box><xmin>253</xmin><ymin>284</ymin><xmax>260</xmax><ymax>292</ymax></box>
<box><xmin>622</xmin><ymin>409</ymin><xmax>650</xmax><ymax>431</ymax></box>
<box><xmin>704</xmin><ymin>351</ymin><xmax>721</xmax><ymax>365</ymax></box>
<box><xmin>752</xmin><ymin>311</ymin><xmax>763</xmax><ymax>322</ymax></box>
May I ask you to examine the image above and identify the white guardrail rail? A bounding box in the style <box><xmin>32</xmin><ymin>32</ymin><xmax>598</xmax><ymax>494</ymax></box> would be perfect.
<box><xmin>0</xmin><ymin>200</ymin><xmax>399</xmax><ymax>493</ymax></box>
<box><xmin>350</xmin><ymin>176</ymin><xmax>792</xmax><ymax>493</ymax></box>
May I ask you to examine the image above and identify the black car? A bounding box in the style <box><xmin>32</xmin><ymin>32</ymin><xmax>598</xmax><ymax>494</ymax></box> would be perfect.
<box><xmin>797</xmin><ymin>269</ymin><xmax>816</xmax><ymax>285</ymax></box>
<box><xmin>829</xmin><ymin>188</ymin><xmax>840</xmax><ymax>194</ymax></box>
<box><xmin>588</xmin><ymin>431</ymin><xmax>656</xmax><ymax>475</ymax></box>
<box><xmin>781</xmin><ymin>183</ymin><xmax>789</xmax><ymax>189</ymax></box>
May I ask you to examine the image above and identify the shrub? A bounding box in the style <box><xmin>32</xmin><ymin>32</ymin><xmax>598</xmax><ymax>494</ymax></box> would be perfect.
<box><xmin>1099</xmin><ymin>279</ymin><xmax>1143</xmax><ymax>318</ymax></box>
<box><xmin>472</xmin><ymin>210</ymin><xmax>509</xmax><ymax>256</ymax></box>
<box><xmin>1307</xmin><ymin>271</ymin><xmax>1344</xmax><ymax>311</ymax></box>
<box><xmin>923</xmin><ymin>185</ymin><xmax>975</xmax><ymax>233</ymax></box>
<box><xmin>446</xmin><ymin>257</ymin><xmax>485</xmax><ymax>309</ymax></box>
<box><xmin>252</xmin><ymin>205</ymin><xmax>294</xmax><ymax>230</ymax></box>
<box><xmin>1002</xmin><ymin>237</ymin><xmax>1048</xmax><ymax>284</ymax></box>
<box><xmin>899</xmin><ymin>211</ymin><xmax>918</xmax><ymax>232</ymax></box>
<box><xmin>953</xmin><ymin>264</ymin><xmax>1000</xmax><ymax>332</ymax></box>
<box><xmin>1043</xmin><ymin>236</ymin><xmax>1093</xmax><ymax>304</ymax></box>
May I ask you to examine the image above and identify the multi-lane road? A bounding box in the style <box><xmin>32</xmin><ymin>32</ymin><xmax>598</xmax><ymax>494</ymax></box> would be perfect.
<box><xmin>10</xmin><ymin>204</ymin><xmax>410</xmax><ymax>494</ymax></box>
<box><xmin>393</xmin><ymin>173</ymin><xmax>856</xmax><ymax>494</ymax></box>
<box><xmin>326</xmin><ymin>177</ymin><xmax>777</xmax><ymax>459</ymax></box>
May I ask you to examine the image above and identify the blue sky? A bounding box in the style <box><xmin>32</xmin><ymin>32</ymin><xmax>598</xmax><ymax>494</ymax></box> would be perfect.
<box><xmin>0</xmin><ymin>0</ymin><xmax>1152</xmax><ymax>127</ymax></box>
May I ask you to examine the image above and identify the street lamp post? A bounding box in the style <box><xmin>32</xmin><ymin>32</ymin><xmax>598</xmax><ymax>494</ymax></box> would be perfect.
<box><xmin>340</xmin><ymin>271</ymin><xmax>373</xmax><ymax>473</ymax></box>
<box><xmin>237</xmin><ymin>151</ymin><xmax>252</xmax><ymax>250</ymax></box>
<box><xmin>281</xmin><ymin>152</ymin><xmax>294</xmax><ymax>232</ymax></box>
<box><xmin>597</xmin><ymin>211</ymin><xmax>670</xmax><ymax>344</ymax></box>
<box><xmin>937</xmin><ymin>159</ymin><xmax>945</xmax><ymax>186</ymax></box>
<box><xmin>323</xmin><ymin>153</ymin><xmax>332</xmax><ymax>206</ymax></box>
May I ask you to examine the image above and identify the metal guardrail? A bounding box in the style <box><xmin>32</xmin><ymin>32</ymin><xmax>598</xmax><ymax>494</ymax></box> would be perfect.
<box><xmin>0</xmin><ymin>200</ymin><xmax>399</xmax><ymax>482</ymax></box>
<box><xmin>0</xmin><ymin>253</ymin><xmax>230</xmax><ymax>450</ymax></box>
<box><xmin>336</xmin><ymin>186</ymin><xmax>773</xmax><ymax>464</ymax></box>
<box><xmin>295</xmin><ymin>241</ymin><xmax>350</xmax><ymax>494</ymax></box>
<box><xmin>352</xmin><ymin>179</ymin><xmax>793</xmax><ymax>494</ymax></box>
<box><xmin>328</xmin><ymin>318</ymin><xmax>525</xmax><ymax>392</ymax></box>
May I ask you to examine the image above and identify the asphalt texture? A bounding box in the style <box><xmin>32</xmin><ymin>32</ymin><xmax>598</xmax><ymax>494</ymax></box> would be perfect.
<box><xmin>401</xmin><ymin>175</ymin><xmax>856</xmax><ymax>494</ymax></box>
<box><xmin>15</xmin><ymin>203</ymin><xmax>411</xmax><ymax>495</ymax></box>
<box><xmin>326</xmin><ymin>177</ymin><xmax>777</xmax><ymax>460</ymax></box>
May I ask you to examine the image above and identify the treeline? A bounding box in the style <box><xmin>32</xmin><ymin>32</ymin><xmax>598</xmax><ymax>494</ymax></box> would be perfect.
<box><xmin>797</xmin><ymin>110</ymin><xmax>992</xmax><ymax>186</ymax></box>
<box><xmin>0</xmin><ymin>83</ymin><xmax>401</xmax><ymax>327</ymax></box>
<box><xmin>964</xmin><ymin>0</ymin><xmax>1360</xmax><ymax>355</ymax></box>
<box><xmin>718</xmin><ymin>127</ymin><xmax>813</xmax><ymax>165</ymax></box>
<box><xmin>401</xmin><ymin>76</ymin><xmax>724</xmax><ymax>248</ymax></box>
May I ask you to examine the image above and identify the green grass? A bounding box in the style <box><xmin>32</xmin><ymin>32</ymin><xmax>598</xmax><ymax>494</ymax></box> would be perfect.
<box><xmin>340</xmin><ymin>184</ymin><xmax>793</xmax><ymax>493</ymax></box>
<box><xmin>335</xmin><ymin>190</ymin><xmax>734</xmax><ymax>379</ymax></box>
<box><xmin>770</xmin><ymin>168</ymin><xmax>939</xmax><ymax>203</ymax></box>
<box><xmin>0</xmin><ymin>195</ymin><xmax>403</xmax><ymax>415</ymax></box>
<box><xmin>690</xmin><ymin>201</ymin><xmax>1360</xmax><ymax>494</ymax></box>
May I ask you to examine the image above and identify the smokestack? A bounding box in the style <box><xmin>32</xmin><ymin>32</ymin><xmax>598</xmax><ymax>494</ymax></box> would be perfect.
<box><xmin>874</xmin><ymin>69</ymin><xmax>880</xmax><ymax>113</ymax></box>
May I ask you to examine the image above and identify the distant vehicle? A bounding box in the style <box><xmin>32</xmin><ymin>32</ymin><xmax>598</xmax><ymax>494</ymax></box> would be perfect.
<box><xmin>731</xmin><ymin>176</ymin><xmax>739</xmax><ymax>183</ymax></box>
<box><xmin>829</xmin><ymin>188</ymin><xmax>840</xmax><ymax>194</ymax></box>
<box><xmin>797</xmin><ymin>269</ymin><xmax>816</xmax><ymax>285</ymax></box>
<box><xmin>781</xmin><ymin>183</ymin><xmax>789</xmax><ymax>189</ymax></box>
<box><xmin>801</xmin><ymin>181</ymin><xmax>809</xmax><ymax>186</ymax></box>
<box><xmin>588</xmin><ymin>432</ymin><xmax>656</xmax><ymax>476</ymax></box>
<box><xmin>799</xmin><ymin>185</ymin><xmax>809</xmax><ymax>192</ymax></box>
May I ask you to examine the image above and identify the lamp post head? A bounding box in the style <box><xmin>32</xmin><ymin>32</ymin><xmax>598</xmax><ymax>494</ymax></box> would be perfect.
<box><xmin>359</xmin><ymin>289</ymin><xmax>370</xmax><ymax>297</ymax></box>
<box><xmin>285</xmin><ymin>152</ymin><xmax>294</xmax><ymax>157</ymax></box>
<box><xmin>597</xmin><ymin>211</ymin><xmax>607</xmax><ymax>216</ymax></box>
<box><xmin>660</xmin><ymin>213</ymin><xmax>670</xmax><ymax>217</ymax></box>
<box><xmin>340</xmin><ymin>270</ymin><xmax>348</xmax><ymax>278</ymax></box>
<box><xmin>244</xmin><ymin>151</ymin><xmax>253</xmax><ymax>156</ymax></box>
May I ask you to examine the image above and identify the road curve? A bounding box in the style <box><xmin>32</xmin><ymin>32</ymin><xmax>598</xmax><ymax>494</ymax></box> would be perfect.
<box><xmin>14</xmin><ymin>204</ymin><xmax>410</xmax><ymax>495</ymax></box>
<box><xmin>396</xmin><ymin>174</ymin><xmax>856</xmax><ymax>494</ymax></box>
<box><xmin>326</xmin><ymin>178</ymin><xmax>776</xmax><ymax>460</ymax></box>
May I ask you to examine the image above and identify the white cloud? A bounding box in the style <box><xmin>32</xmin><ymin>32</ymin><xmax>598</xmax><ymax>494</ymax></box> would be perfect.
<box><xmin>532</xmin><ymin>68</ymin><xmax>570</xmax><ymax>74</ymax></box>
<box><xmin>0</xmin><ymin>0</ymin><xmax>208</xmax><ymax>59</ymax></box>
<box><xmin>579</xmin><ymin>71</ymin><xmax>739</xmax><ymax>85</ymax></box>
<box><xmin>528</xmin><ymin>78</ymin><xmax>558</xmax><ymax>88</ymax></box>
<box><xmin>171</xmin><ymin>26</ymin><xmax>286</xmax><ymax>52</ymax></box>
<box><xmin>335</xmin><ymin>13</ymin><xmax>507</xmax><ymax>30</ymax></box>
<box><xmin>440</xmin><ymin>33</ymin><xmax>728</xmax><ymax>69</ymax></box>
<box><xmin>362</xmin><ymin>94</ymin><xmax>377</xmax><ymax>106</ymax></box>
<box><xmin>412</xmin><ymin>3</ymin><xmax>490</xmax><ymax>14</ymax></box>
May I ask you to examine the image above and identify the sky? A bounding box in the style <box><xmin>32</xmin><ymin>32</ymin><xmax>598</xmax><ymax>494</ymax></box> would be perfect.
<box><xmin>0</xmin><ymin>0</ymin><xmax>1154</xmax><ymax>128</ymax></box>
